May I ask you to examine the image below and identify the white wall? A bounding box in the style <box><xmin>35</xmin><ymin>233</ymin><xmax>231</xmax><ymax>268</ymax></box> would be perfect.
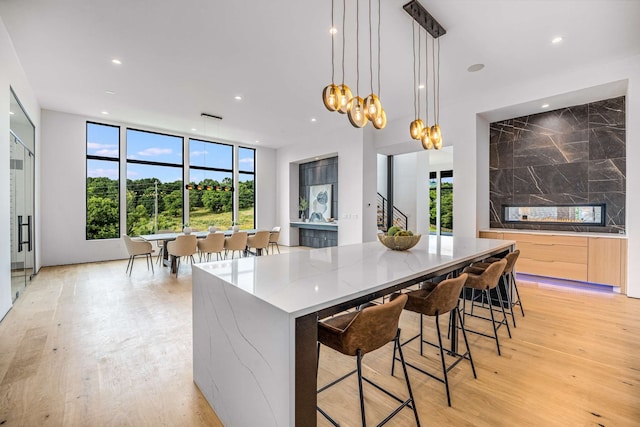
<box><xmin>393</xmin><ymin>153</ymin><xmax>418</xmax><ymax>232</ymax></box>
<box><xmin>40</xmin><ymin>109</ymin><xmax>276</xmax><ymax>266</ymax></box>
<box><xmin>276</xmin><ymin>125</ymin><xmax>371</xmax><ymax>247</ymax></box>
<box><xmin>0</xmin><ymin>18</ymin><xmax>41</xmax><ymax>319</ymax></box>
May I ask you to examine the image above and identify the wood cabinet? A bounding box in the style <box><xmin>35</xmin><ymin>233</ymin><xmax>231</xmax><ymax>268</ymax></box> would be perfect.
<box><xmin>479</xmin><ymin>230</ymin><xmax>627</xmax><ymax>292</ymax></box>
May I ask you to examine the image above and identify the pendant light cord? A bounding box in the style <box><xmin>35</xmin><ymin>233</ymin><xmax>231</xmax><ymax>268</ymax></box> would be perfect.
<box><xmin>369</xmin><ymin>0</ymin><xmax>373</xmax><ymax>94</ymax></box>
<box><xmin>417</xmin><ymin>26</ymin><xmax>421</xmax><ymax>119</ymax></box>
<box><xmin>425</xmin><ymin>31</ymin><xmax>429</xmax><ymax>124</ymax></box>
<box><xmin>431</xmin><ymin>36</ymin><xmax>440</xmax><ymax>124</ymax></box>
<box><xmin>341</xmin><ymin>0</ymin><xmax>346</xmax><ymax>85</ymax></box>
<box><xmin>356</xmin><ymin>0</ymin><xmax>360</xmax><ymax>97</ymax></box>
<box><xmin>331</xmin><ymin>0</ymin><xmax>335</xmax><ymax>84</ymax></box>
<box><xmin>412</xmin><ymin>21</ymin><xmax>417</xmax><ymax>120</ymax></box>
<box><xmin>377</xmin><ymin>0</ymin><xmax>381</xmax><ymax>97</ymax></box>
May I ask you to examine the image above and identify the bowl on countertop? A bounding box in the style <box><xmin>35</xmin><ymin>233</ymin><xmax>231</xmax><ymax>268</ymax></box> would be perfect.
<box><xmin>377</xmin><ymin>233</ymin><xmax>421</xmax><ymax>251</ymax></box>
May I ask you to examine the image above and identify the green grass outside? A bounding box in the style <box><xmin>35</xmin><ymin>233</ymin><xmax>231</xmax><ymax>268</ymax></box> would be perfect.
<box><xmin>189</xmin><ymin>207</ymin><xmax>255</xmax><ymax>231</ymax></box>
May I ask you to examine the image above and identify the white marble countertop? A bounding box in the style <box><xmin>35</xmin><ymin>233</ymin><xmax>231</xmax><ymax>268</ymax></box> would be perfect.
<box><xmin>193</xmin><ymin>236</ymin><xmax>513</xmax><ymax>317</ymax></box>
<box><xmin>480</xmin><ymin>228</ymin><xmax>627</xmax><ymax>239</ymax></box>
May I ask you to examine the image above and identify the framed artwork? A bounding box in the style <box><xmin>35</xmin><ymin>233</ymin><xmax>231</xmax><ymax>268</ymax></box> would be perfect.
<box><xmin>308</xmin><ymin>184</ymin><xmax>332</xmax><ymax>222</ymax></box>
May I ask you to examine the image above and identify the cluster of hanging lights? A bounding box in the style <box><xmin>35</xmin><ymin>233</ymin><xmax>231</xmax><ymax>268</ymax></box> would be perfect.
<box><xmin>322</xmin><ymin>0</ymin><xmax>386</xmax><ymax>129</ymax></box>
<box><xmin>406</xmin><ymin>1</ymin><xmax>445</xmax><ymax>150</ymax></box>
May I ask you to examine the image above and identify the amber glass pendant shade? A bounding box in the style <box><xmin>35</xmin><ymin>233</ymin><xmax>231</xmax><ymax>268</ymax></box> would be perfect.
<box><xmin>337</xmin><ymin>84</ymin><xmax>352</xmax><ymax>114</ymax></box>
<box><xmin>372</xmin><ymin>108</ymin><xmax>387</xmax><ymax>129</ymax></box>
<box><xmin>421</xmin><ymin>127</ymin><xmax>433</xmax><ymax>149</ymax></box>
<box><xmin>364</xmin><ymin>94</ymin><xmax>381</xmax><ymax>121</ymax></box>
<box><xmin>347</xmin><ymin>96</ymin><xmax>368</xmax><ymax>128</ymax></box>
<box><xmin>429</xmin><ymin>124</ymin><xmax>442</xmax><ymax>146</ymax></box>
<box><xmin>322</xmin><ymin>84</ymin><xmax>340</xmax><ymax>111</ymax></box>
<box><xmin>409</xmin><ymin>119</ymin><xmax>424</xmax><ymax>140</ymax></box>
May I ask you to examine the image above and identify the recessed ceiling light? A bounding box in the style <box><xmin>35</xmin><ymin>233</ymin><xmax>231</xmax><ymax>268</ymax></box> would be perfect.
<box><xmin>418</xmin><ymin>84</ymin><xmax>425</xmax><ymax>89</ymax></box>
<box><xmin>105</xmin><ymin>90</ymin><xmax>115</xmax><ymax>95</ymax></box>
<box><xmin>467</xmin><ymin>63</ymin><xmax>485</xmax><ymax>72</ymax></box>
<box><xmin>311</xmin><ymin>118</ymin><xmax>317</xmax><ymax>122</ymax></box>
<box><xmin>234</xmin><ymin>95</ymin><xmax>242</xmax><ymax>100</ymax></box>
<box><xmin>9</xmin><ymin>111</ymin><xmax>14</xmax><ymax>115</ymax></box>
<box><xmin>551</xmin><ymin>36</ymin><xmax>563</xmax><ymax>44</ymax></box>
<box><xmin>329</xmin><ymin>27</ymin><xmax>338</xmax><ymax>35</ymax></box>
<box><xmin>541</xmin><ymin>104</ymin><xmax>550</xmax><ymax>108</ymax></box>
<box><xmin>191</xmin><ymin>128</ymin><xmax>197</xmax><ymax>132</ymax></box>
<box><xmin>111</xmin><ymin>59</ymin><xmax>122</xmax><ymax>65</ymax></box>
<box><xmin>255</xmin><ymin>140</ymin><xmax>260</xmax><ymax>143</ymax></box>
<box><xmin>101</xmin><ymin>111</ymin><xmax>109</xmax><ymax>115</ymax></box>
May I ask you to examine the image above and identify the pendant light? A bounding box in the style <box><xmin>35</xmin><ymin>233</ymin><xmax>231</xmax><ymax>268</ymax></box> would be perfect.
<box><xmin>322</xmin><ymin>0</ymin><xmax>339</xmax><ymax>111</ymax></box>
<box><xmin>409</xmin><ymin>21</ymin><xmax>424</xmax><ymax>140</ymax></box>
<box><xmin>429</xmin><ymin>37</ymin><xmax>443</xmax><ymax>149</ymax></box>
<box><xmin>347</xmin><ymin>0</ymin><xmax>368</xmax><ymax>128</ymax></box>
<box><xmin>336</xmin><ymin>0</ymin><xmax>352</xmax><ymax>114</ymax></box>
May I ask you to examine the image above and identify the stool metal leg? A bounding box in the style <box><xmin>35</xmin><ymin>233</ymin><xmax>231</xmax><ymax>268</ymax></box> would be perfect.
<box><xmin>495</xmin><ymin>284</ymin><xmax>512</xmax><ymax>338</ymax></box>
<box><xmin>486</xmin><ymin>289</ymin><xmax>501</xmax><ymax>356</ymax></box>
<box><xmin>511</xmin><ymin>272</ymin><xmax>525</xmax><ymax>316</ymax></box>
<box><xmin>356</xmin><ymin>349</ymin><xmax>366</xmax><ymax>426</ymax></box>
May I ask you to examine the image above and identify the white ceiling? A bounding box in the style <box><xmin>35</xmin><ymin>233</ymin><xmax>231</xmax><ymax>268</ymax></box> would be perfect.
<box><xmin>2</xmin><ymin>0</ymin><xmax>639</xmax><ymax>149</ymax></box>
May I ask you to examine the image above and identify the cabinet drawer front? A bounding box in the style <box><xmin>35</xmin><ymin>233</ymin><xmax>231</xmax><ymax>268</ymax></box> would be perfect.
<box><xmin>517</xmin><ymin>241</ymin><xmax>588</xmax><ymax>264</ymax></box>
<box><xmin>504</xmin><ymin>233</ymin><xmax>587</xmax><ymax>247</ymax></box>
<box><xmin>518</xmin><ymin>258</ymin><xmax>588</xmax><ymax>281</ymax></box>
<box><xmin>479</xmin><ymin>231</ymin><xmax>504</xmax><ymax>239</ymax></box>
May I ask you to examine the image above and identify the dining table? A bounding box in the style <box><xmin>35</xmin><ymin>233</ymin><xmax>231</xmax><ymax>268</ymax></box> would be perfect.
<box><xmin>139</xmin><ymin>229</ymin><xmax>257</xmax><ymax>273</ymax></box>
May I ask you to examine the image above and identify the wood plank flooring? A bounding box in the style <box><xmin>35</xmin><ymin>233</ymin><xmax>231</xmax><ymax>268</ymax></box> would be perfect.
<box><xmin>0</xmin><ymin>255</ymin><xmax>639</xmax><ymax>426</ymax></box>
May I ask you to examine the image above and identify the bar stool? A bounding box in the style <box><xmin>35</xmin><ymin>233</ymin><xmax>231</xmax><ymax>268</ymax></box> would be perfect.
<box><xmin>469</xmin><ymin>250</ymin><xmax>523</xmax><ymax>327</ymax></box>
<box><xmin>391</xmin><ymin>274</ymin><xmax>475</xmax><ymax>407</ymax></box>
<box><xmin>317</xmin><ymin>294</ymin><xmax>421</xmax><ymax>426</ymax></box>
<box><xmin>461</xmin><ymin>259</ymin><xmax>510</xmax><ymax>355</ymax></box>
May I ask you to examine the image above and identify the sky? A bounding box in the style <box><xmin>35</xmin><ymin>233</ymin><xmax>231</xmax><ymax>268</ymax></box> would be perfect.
<box><xmin>86</xmin><ymin>123</ymin><xmax>255</xmax><ymax>183</ymax></box>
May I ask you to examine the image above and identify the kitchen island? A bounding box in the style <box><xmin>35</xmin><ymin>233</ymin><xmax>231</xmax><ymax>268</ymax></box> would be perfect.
<box><xmin>192</xmin><ymin>236</ymin><xmax>514</xmax><ymax>426</ymax></box>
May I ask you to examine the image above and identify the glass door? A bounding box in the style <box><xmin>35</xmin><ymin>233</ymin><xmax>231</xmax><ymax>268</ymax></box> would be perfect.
<box><xmin>9</xmin><ymin>88</ymin><xmax>36</xmax><ymax>303</ymax></box>
<box><xmin>10</xmin><ymin>132</ymin><xmax>34</xmax><ymax>301</ymax></box>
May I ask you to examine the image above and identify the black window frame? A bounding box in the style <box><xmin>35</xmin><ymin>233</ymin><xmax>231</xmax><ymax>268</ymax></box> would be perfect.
<box><xmin>238</xmin><ymin>146</ymin><xmax>256</xmax><ymax>229</ymax></box>
<box><xmin>86</xmin><ymin>121</ymin><xmax>121</xmax><ymax>240</ymax></box>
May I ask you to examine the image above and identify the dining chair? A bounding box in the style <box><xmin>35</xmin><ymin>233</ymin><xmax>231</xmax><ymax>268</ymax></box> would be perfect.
<box><xmin>155</xmin><ymin>229</ymin><xmax>175</xmax><ymax>264</ymax></box>
<box><xmin>122</xmin><ymin>234</ymin><xmax>154</xmax><ymax>275</ymax></box>
<box><xmin>267</xmin><ymin>226</ymin><xmax>281</xmax><ymax>254</ymax></box>
<box><xmin>247</xmin><ymin>230</ymin><xmax>270</xmax><ymax>256</ymax></box>
<box><xmin>224</xmin><ymin>231</ymin><xmax>248</xmax><ymax>259</ymax></box>
<box><xmin>197</xmin><ymin>232</ymin><xmax>226</xmax><ymax>262</ymax></box>
<box><xmin>166</xmin><ymin>234</ymin><xmax>197</xmax><ymax>277</ymax></box>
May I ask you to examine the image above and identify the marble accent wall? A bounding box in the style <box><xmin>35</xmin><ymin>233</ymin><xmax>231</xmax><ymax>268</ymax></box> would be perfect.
<box><xmin>489</xmin><ymin>96</ymin><xmax>625</xmax><ymax>233</ymax></box>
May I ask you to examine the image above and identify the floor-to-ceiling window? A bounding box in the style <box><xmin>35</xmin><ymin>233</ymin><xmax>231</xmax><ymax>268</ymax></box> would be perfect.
<box><xmin>238</xmin><ymin>147</ymin><xmax>255</xmax><ymax>230</ymax></box>
<box><xmin>86</xmin><ymin>122</ymin><xmax>120</xmax><ymax>239</ymax></box>
<box><xmin>187</xmin><ymin>138</ymin><xmax>234</xmax><ymax>230</ymax></box>
<box><xmin>126</xmin><ymin>129</ymin><xmax>183</xmax><ymax>234</ymax></box>
<box><xmin>429</xmin><ymin>169</ymin><xmax>453</xmax><ymax>235</ymax></box>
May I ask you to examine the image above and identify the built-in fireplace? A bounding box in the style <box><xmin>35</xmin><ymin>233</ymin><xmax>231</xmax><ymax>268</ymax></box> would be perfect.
<box><xmin>503</xmin><ymin>204</ymin><xmax>605</xmax><ymax>226</ymax></box>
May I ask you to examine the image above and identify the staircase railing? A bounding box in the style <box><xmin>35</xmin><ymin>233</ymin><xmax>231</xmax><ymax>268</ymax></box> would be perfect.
<box><xmin>377</xmin><ymin>192</ymin><xmax>408</xmax><ymax>231</ymax></box>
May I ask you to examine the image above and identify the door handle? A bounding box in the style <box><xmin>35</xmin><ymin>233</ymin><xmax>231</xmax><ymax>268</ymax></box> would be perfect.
<box><xmin>18</xmin><ymin>215</ymin><xmax>23</xmax><ymax>253</ymax></box>
<box><xmin>17</xmin><ymin>215</ymin><xmax>32</xmax><ymax>252</ymax></box>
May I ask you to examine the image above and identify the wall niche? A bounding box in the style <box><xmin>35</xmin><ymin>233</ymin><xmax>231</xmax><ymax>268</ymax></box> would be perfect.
<box><xmin>489</xmin><ymin>96</ymin><xmax>625</xmax><ymax>233</ymax></box>
<box><xmin>298</xmin><ymin>157</ymin><xmax>338</xmax><ymax>247</ymax></box>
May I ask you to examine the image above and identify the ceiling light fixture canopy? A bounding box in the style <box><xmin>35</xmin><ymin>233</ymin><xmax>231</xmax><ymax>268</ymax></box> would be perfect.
<box><xmin>404</xmin><ymin>0</ymin><xmax>446</xmax><ymax>150</ymax></box>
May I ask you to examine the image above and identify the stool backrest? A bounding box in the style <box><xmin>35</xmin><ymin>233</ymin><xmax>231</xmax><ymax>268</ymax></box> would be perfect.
<box><xmin>503</xmin><ymin>250</ymin><xmax>520</xmax><ymax>274</ymax></box>
<box><xmin>341</xmin><ymin>293</ymin><xmax>407</xmax><ymax>356</ymax></box>
<box><xmin>420</xmin><ymin>273</ymin><xmax>468</xmax><ymax>316</ymax></box>
<box><xmin>481</xmin><ymin>258</ymin><xmax>507</xmax><ymax>289</ymax></box>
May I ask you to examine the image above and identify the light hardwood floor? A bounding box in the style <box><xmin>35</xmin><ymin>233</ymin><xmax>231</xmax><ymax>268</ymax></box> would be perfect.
<box><xmin>1</xmin><ymin>254</ymin><xmax>639</xmax><ymax>426</ymax></box>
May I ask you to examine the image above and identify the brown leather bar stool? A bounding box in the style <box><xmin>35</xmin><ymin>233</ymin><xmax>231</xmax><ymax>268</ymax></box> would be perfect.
<box><xmin>461</xmin><ymin>259</ymin><xmax>510</xmax><ymax>355</ymax></box>
<box><xmin>317</xmin><ymin>294</ymin><xmax>421</xmax><ymax>426</ymax></box>
<box><xmin>390</xmin><ymin>273</ymin><xmax>476</xmax><ymax>407</ymax></box>
<box><xmin>469</xmin><ymin>250</ymin><xmax>523</xmax><ymax>327</ymax></box>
